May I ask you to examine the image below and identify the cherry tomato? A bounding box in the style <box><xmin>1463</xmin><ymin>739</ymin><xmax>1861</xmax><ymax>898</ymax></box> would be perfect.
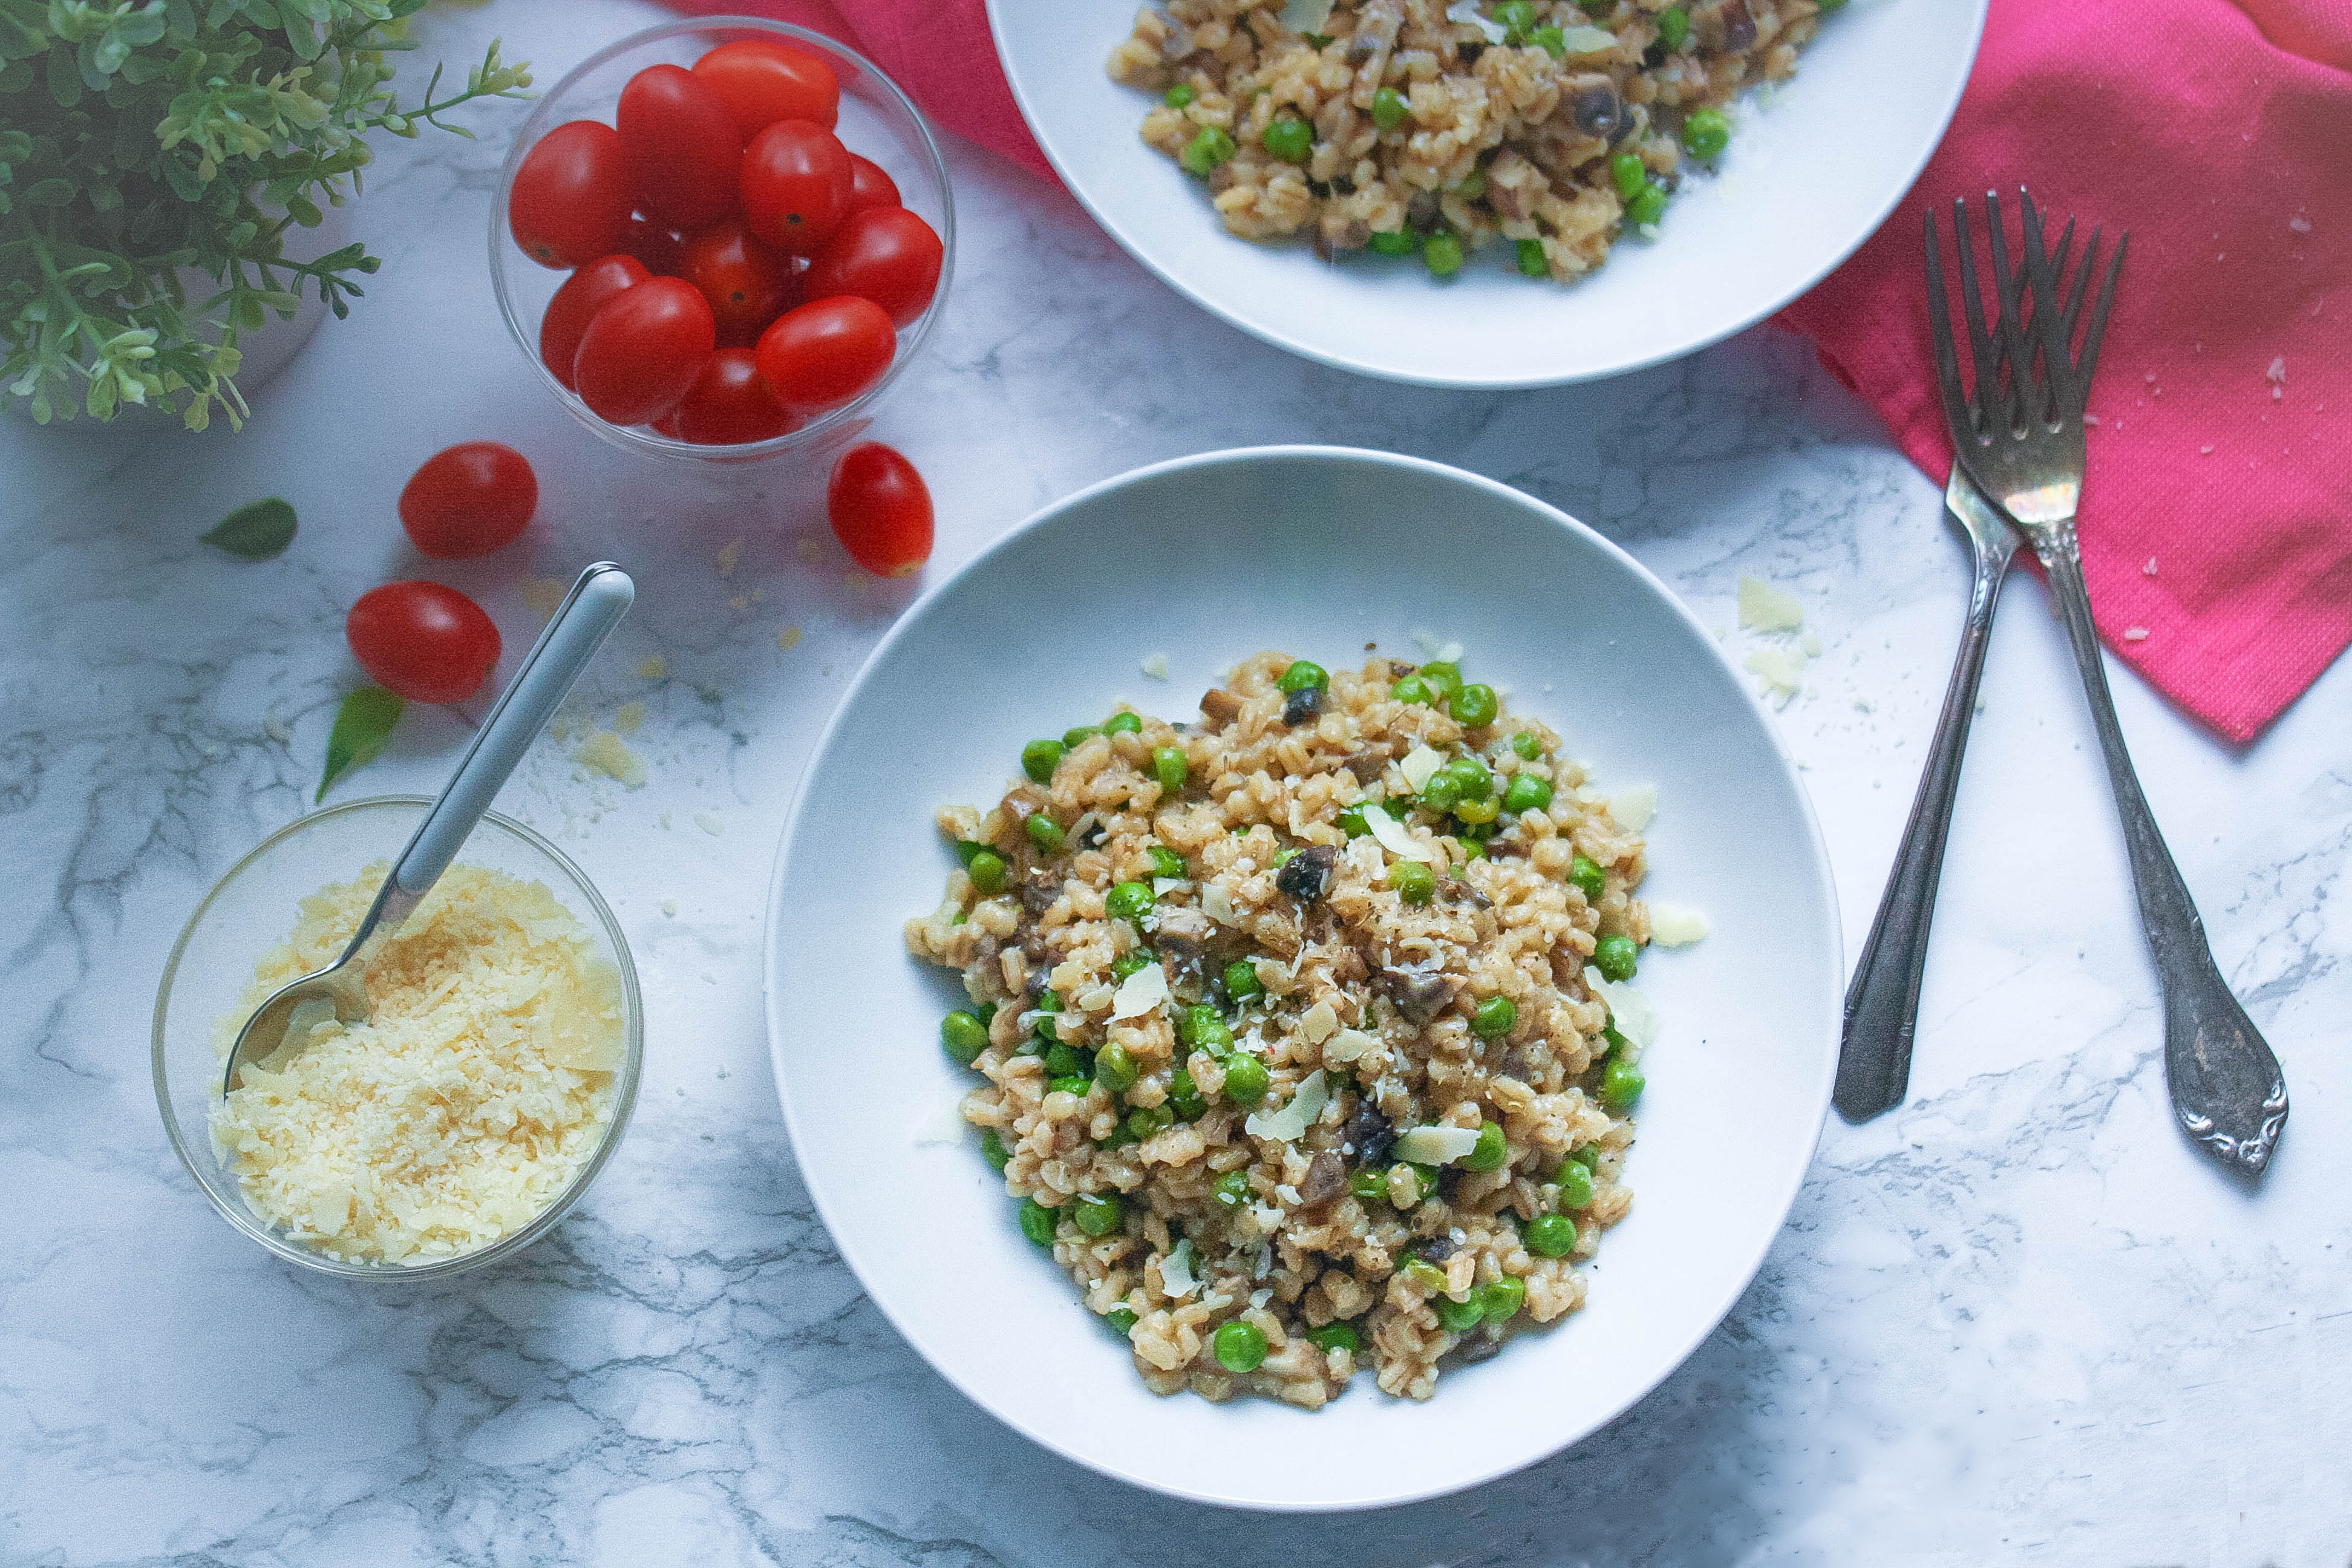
<box><xmin>573</xmin><ymin>276</ymin><xmax>717</xmax><ymax>426</ymax></box>
<box><xmin>347</xmin><ymin>581</ymin><xmax>503</xmax><ymax>704</ymax></box>
<box><xmin>847</xmin><ymin>154</ymin><xmax>901</xmax><ymax>214</ymax></box>
<box><xmin>540</xmin><ymin>253</ymin><xmax>648</xmax><ymax>390</ymax></box>
<box><xmin>804</xmin><ymin>207</ymin><xmax>942</xmax><ymax>328</ymax></box>
<box><xmin>828</xmin><ymin>442</ymin><xmax>933</xmax><ymax>578</ymax></box>
<box><xmin>618</xmin><ymin>214</ymin><xmax>687</xmax><ymax>276</ymax></box>
<box><xmin>754</xmin><ymin>295</ymin><xmax>895</xmax><ymax>415</ymax></box>
<box><xmin>617</xmin><ymin>64</ymin><xmax>742</xmax><ymax>229</ymax></box>
<box><xmin>680</xmin><ymin>215</ymin><xmax>802</xmax><ymax>346</ymax></box>
<box><xmin>739</xmin><ymin>119</ymin><xmax>853</xmax><ymax>255</ymax></box>
<box><xmin>509</xmin><ymin>120</ymin><xmax>631</xmax><ymax>269</ymax></box>
<box><xmin>399</xmin><ymin>443</ymin><xmax>539</xmax><ymax>560</ymax></box>
<box><xmin>692</xmin><ymin>38</ymin><xmax>841</xmax><ymax>137</ymax></box>
<box><xmin>668</xmin><ymin>348</ymin><xmax>803</xmax><ymax>445</ymax></box>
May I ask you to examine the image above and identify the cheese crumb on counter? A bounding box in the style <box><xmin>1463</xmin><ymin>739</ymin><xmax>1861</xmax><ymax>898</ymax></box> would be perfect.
<box><xmin>520</xmin><ymin>576</ymin><xmax>568</xmax><ymax>622</ymax></box>
<box><xmin>579</xmin><ymin>728</ymin><xmax>647</xmax><ymax>788</ymax></box>
<box><xmin>637</xmin><ymin>655</ymin><xmax>667</xmax><ymax>681</ymax></box>
<box><xmin>209</xmin><ymin>864</ymin><xmax>624</xmax><ymax>1265</ymax></box>
<box><xmin>1737</xmin><ymin>575</ymin><xmax>1805</xmax><ymax>633</ymax></box>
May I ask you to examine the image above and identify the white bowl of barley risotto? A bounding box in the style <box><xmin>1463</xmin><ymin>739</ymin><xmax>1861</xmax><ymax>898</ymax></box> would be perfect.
<box><xmin>988</xmin><ymin>0</ymin><xmax>1985</xmax><ymax>387</ymax></box>
<box><xmin>765</xmin><ymin>447</ymin><xmax>1838</xmax><ymax>1509</ymax></box>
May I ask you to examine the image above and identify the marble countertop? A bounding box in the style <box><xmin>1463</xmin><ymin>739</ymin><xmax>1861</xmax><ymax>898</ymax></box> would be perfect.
<box><xmin>4</xmin><ymin>2</ymin><xmax>2345</xmax><ymax>1561</ymax></box>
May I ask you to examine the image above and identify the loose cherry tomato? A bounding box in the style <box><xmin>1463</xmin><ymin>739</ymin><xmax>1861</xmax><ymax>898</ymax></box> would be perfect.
<box><xmin>617</xmin><ymin>64</ymin><xmax>742</xmax><ymax>229</ymax></box>
<box><xmin>573</xmin><ymin>276</ymin><xmax>717</xmax><ymax>426</ymax></box>
<box><xmin>668</xmin><ymin>348</ymin><xmax>803</xmax><ymax>445</ymax></box>
<box><xmin>509</xmin><ymin>120</ymin><xmax>632</xmax><ymax>269</ymax></box>
<box><xmin>681</xmin><ymin>215</ymin><xmax>802</xmax><ymax>346</ymax></box>
<box><xmin>739</xmin><ymin>119</ymin><xmax>853</xmax><ymax>255</ymax></box>
<box><xmin>399</xmin><ymin>443</ymin><xmax>539</xmax><ymax>560</ymax></box>
<box><xmin>804</xmin><ymin>207</ymin><xmax>942</xmax><ymax>328</ymax></box>
<box><xmin>847</xmin><ymin>154</ymin><xmax>901</xmax><ymax>213</ymax></box>
<box><xmin>540</xmin><ymin>253</ymin><xmax>649</xmax><ymax>390</ymax></box>
<box><xmin>754</xmin><ymin>295</ymin><xmax>895</xmax><ymax>415</ymax></box>
<box><xmin>618</xmin><ymin>214</ymin><xmax>687</xmax><ymax>276</ymax></box>
<box><xmin>692</xmin><ymin>38</ymin><xmax>841</xmax><ymax>137</ymax></box>
<box><xmin>828</xmin><ymin>442</ymin><xmax>933</xmax><ymax>578</ymax></box>
<box><xmin>347</xmin><ymin>581</ymin><xmax>503</xmax><ymax>704</ymax></box>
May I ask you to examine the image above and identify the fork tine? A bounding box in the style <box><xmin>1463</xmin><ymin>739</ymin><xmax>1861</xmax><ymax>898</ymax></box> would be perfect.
<box><xmin>2059</xmin><ymin>221</ymin><xmax>2096</xmax><ymax>345</ymax></box>
<box><xmin>1952</xmin><ymin>196</ymin><xmax>2006</xmax><ymax>434</ymax></box>
<box><xmin>2074</xmin><ymin>230</ymin><xmax>2128</xmax><ymax>394</ymax></box>
<box><xmin>2017</xmin><ymin>189</ymin><xmax>2081</xmax><ymax>422</ymax></box>
<box><xmin>1985</xmin><ymin>190</ymin><xmax>2042</xmax><ymax>430</ymax></box>
<box><xmin>1922</xmin><ymin>209</ymin><xmax>1976</xmax><ymax>452</ymax></box>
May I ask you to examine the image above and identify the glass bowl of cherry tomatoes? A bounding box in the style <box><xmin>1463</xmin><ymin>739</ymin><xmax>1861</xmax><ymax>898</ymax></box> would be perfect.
<box><xmin>490</xmin><ymin>16</ymin><xmax>953</xmax><ymax>465</ymax></box>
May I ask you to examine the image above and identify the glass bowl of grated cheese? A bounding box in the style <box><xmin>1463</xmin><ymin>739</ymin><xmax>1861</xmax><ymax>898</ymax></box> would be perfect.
<box><xmin>155</xmin><ymin>797</ymin><xmax>644</xmax><ymax>1279</ymax></box>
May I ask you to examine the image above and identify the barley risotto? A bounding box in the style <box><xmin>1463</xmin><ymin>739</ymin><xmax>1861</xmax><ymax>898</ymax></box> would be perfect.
<box><xmin>1107</xmin><ymin>0</ymin><xmax>1834</xmax><ymax>283</ymax></box>
<box><xmin>906</xmin><ymin>650</ymin><xmax>1661</xmax><ymax>1406</ymax></box>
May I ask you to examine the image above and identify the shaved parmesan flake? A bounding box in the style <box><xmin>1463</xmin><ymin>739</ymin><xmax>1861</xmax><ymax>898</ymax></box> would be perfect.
<box><xmin>1153</xmin><ymin>877</ymin><xmax>1186</xmax><ymax>897</ymax></box>
<box><xmin>912</xmin><ymin>1099</ymin><xmax>967</xmax><ymax>1146</ymax></box>
<box><xmin>1323</xmin><ymin>1028</ymin><xmax>1379</xmax><ymax>1065</ymax></box>
<box><xmin>1141</xmin><ymin>652</ymin><xmax>1171</xmax><ymax>680</ymax></box>
<box><xmin>1362</xmin><ymin>802</ymin><xmax>1433</xmax><ymax>863</ymax></box>
<box><xmin>1202</xmin><ymin>884</ymin><xmax>1238</xmax><ymax>926</ymax></box>
<box><xmin>1299</xmin><ymin>999</ymin><xmax>1339</xmax><ymax>1044</ymax></box>
<box><xmin>1245</xmin><ymin>1068</ymin><xmax>1330</xmax><ymax>1142</ymax></box>
<box><xmin>1586</xmin><ymin>968</ymin><xmax>1661</xmax><ymax>1054</ymax></box>
<box><xmin>1610</xmin><ymin>784</ymin><xmax>1658</xmax><ymax>832</ymax></box>
<box><xmin>1160</xmin><ymin>1238</ymin><xmax>1199</xmax><ymax>1298</ymax></box>
<box><xmin>1112</xmin><ymin>961</ymin><xmax>1172</xmax><ymax>1019</ymax></box>
<box><xmin>578</xmin><ymin>730</ymin><xmax>647</xmax><ymax>789</ymax></box>
<box><xmin>1399</xmin><ymin>745</ymin><xmax>1446</xmax><ymax>791</ymax></box>
<box><xmin>1737</xmin><ymin>575</ymin><xmax>1805</xmax><ymax>633</ymax></box>
<box><xmin>1411</xmin><ymin>629</ymin><xmax>1463</xmax><ymax>662</ymax></box>
<box><xmin>1279</xmin><ymin>0</ymin><xmax>1334</xmax><ymax>32</ymax></box>
<box><xmin>1556</xmin><ymin>22</ymin><xmax>1616</xmax><ymax>53</ymax></box>
<box><xmin>1394</xmin><ymin>1124</ymin><xmax>1481</xmax><ymax>1165</ymax></box>
<box><xmin>1649</xmin><ymin>902</ymin><xmax>1710</xmax><ymax>946</ymax></box>
<box><xmin>1744</xmin><ymin>644</ymin><xmax>1808</xmax><ymax>700</ymax></box>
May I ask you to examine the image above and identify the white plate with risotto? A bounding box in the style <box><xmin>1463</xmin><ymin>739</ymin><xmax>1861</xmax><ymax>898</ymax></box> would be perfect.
<box><xmin>987</xmin><ymin>0</ymin><xmax>1985</xmax><ymax>388</ymax></box>
<box><xmin>766</xmin><ymin>446</ymin><xmax>1838</xmax><ymax>1509</ymax></box>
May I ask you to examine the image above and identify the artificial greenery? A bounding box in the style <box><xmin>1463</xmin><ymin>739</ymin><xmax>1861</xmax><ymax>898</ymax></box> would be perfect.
<box><xmin>0</xmin><ymin>0</ymin><xmax>529</xmax><ymax>429</ymax></box>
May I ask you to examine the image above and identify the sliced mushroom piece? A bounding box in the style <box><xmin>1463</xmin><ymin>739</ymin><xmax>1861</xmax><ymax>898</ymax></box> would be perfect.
<box><xmin>1565</xmin><ymin>74</ymin><xmax>1628</xmax><ymax>143</ymax></box>
<box><xmin>1419</xmin><ymin>1232</ymin><xmax>1459</xmax><ymax>1264</ymax></box>
<box><xmin>1299</xmin><ymin>1151</ymin><xmax>1348</xmax><ymax>1209</ymax></box>
<box><xmin>1456</xmin><ymin>1327</ymin><xmax>1507</xmax><ymax>1362</ymax></box>
<box><xmin>1405</xmin><ymin>189</ymin><xmax>1442</xmax><ymax>232</ymax></box>
<box><xmin>1345</xmin><ymin>1103</ymin><xmax>1397</xmax><ymax>1166</ymax></box>
<box><xmin>1380</xmin><ymin>962</ymin><xmax>1462</xmax><ymax>1025</ymax></box>
<box><xmin>1157</xmin><ymin>932</ymin><xmax>1210</xmax><ymax>1003</ymax></box>
<box><xmin>1283</xmin><ymin>685</ymin><xmax>1324</xmax><ymax>727</ymax></box>
<box><xmin>1198</xmin><ymin>687</ymin><xmax>1244</xmax><ymax>729</ymax></box>
<box><xmin>1277</xmin><ymin>843</ymin><xmax>1339</xmax><ymax>903</ymax></box>
<box><xmin>1157</xmin><ymin>11</ymin><xmax>1196</xmax><ymax>60</ymax></box>
<box><xmin>1691</xmin><ymin>0</ymin><xmax>1757</xmax><ymax>54</ymax></box>
<box><xmin>1341</xmin><ymin>745</ymin><xmax>1391</xmax><ymax>782</ymax></box>
<box><xmin>1020</xmin><ymin>869</ymin><xmax>1062</xmax><ymax>915</ymax></box>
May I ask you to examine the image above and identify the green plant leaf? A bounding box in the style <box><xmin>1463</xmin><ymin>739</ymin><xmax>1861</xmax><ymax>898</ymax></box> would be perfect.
<box><xmin>317</xmin><ymin>686</ymin><xmax>402</xmax><ymax>802</ymax></box>
<box><xmin>200</xmin><ymin>496</ymin><xmax>295</xmax><ymax>559</ymax></box>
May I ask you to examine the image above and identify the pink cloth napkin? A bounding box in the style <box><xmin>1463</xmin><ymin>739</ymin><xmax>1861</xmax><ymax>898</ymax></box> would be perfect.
<box><xmin>675</xmin><ymin>0</ymin><xmax>2352</xmax><ymax>742</ymax></box>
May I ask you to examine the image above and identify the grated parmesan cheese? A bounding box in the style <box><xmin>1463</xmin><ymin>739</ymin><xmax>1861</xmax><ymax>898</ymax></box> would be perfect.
<box><xmin>1610</xmin><ymin>783</ymin><xmax>1658</xmax><ymax>832</ymax></box>
<box><xmin>210</xmin><ymin>864</ymin><xmax>623</xmax><ymax>1266</ymax></box>
<box><xmin>1649</xmin><ymin>902</ymin><xmax>1710</xmax><ymax>946</ymax></box>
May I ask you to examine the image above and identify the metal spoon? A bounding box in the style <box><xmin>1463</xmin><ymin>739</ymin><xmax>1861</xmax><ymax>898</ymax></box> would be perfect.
<box><xmin>223</xmin><ymin>563</ymin><xmax>635</xmax><ymax>1095</ymax></box>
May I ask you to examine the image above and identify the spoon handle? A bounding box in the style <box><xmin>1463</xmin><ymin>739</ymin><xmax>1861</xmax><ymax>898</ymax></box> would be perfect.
<box><xmin>396</xmin><ymin>563</ymin><xmax>636</xmax><ymax>897</ymax></box>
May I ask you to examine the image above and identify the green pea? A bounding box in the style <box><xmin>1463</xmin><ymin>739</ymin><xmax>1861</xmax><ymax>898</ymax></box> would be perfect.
<box><xmin>1214</xmin><ymin>1318</ymin><xmax>1269</xmax><ymax>1373</ymax></box>
<box><xmin>1073</xmin><ymin>1191</ymin><xmax>1124</xmax><ymax>1237</ymax></box>
<box><xmin>1096</xmin><ymin>1124</ymin><xmax>1139</xmax><ymax>1151</ymax></box>
<box><xmin>1106</xmin><ymin>1305</ymin><xmax>1140</xmax><ymax>1334</ymax></box>
<box><xmin>1401</xmin><ymin>1256</ymin><xmax>1448</xmax><ymax>1292</ymax></box>
<box><xmin>1580</xmin><ymin>0</ymin><xmax>1615</xmax><ymax>16</ymax></box>
<box><xmin>1419</xmin><ymin>771</ymin><xmax>1463</xmax><ymax>813</ymax></box>
<box><xmin>1601</xmin><ymin>1056</ymin><xmax>1645</xmax><ymax>1111</ymax></box>
<box><xmin>1368</xmin><ymin>227</ymin><xmax>1420</xmax><ymax>256</ymax></box>
<box><xmin>1423</xmin><ymin>230</ymin><xmax>1465</xmax><ymax>278</ymax></box>
<box><xmin>1263</xmin><ymin>114</ymin><xmax>1314</xmax><ymax>164</ymax></box>
<box><xmin>1037</xmin><ymin>988</ymin><xmax>1064</xmax><ymax>1014</ymax></box>
<box><xmin>1371</xmin><ymin>85</ymin><xmax>1409</xmax><ymax>130</ymax></box>
<box><xmin>1602</xmin><ymin>1019</ymin><xmax>1627</xmax><ymax>1053</ymax></box>
<box><xmin>1104</xmin><ymin>711</ymin><xmax>1144</xmax><ymax>736</ymax></box>
<box><xmin>1272</xmin><ymin>845</ymin><xmax>1298</xmax><ymax>869</ymax></box>
<box><xmin>1516</xmin><ymin>237</ymin><xmax>1548</xmax><ymax>277</ymax></box>
<box><xmin>1148</xmin><ymin>844</ymin><xmax>1186</xmax><ymax>879</ymax></box>
<box><xmin>1419</xmin><ymin>661</ymin><xmax>1463</xmax><ymax>702</ymax></box>
<box><xmin>1572</xmin><ymin>1143</ymin><xmax>1602</xmax><ymax>1171</ymax></box>
<box><xmin>1044</xmin><ymin>1040</ymin><xmax>1085</xmax><ymax>1077</ymax></box>
<box><xmin>1656</xmin><ymin>5</ymin><xmax>1688</xmax><ymax>48</ymax></box>
<box><xmin>1388</xmin><ymin>860</ymin><xmax>1436</xmax><ymax>904</ymax></box>
<box><xmin>1022</xmin><ymin>737</ymin><xmax>1065</xmax><ymax>783</ymax></box>
<box><xmin>1462</xmin><ymin>1118</ymin><xmax>1509</xmax><ymax>1171</ymax></box>
<box><xmin>1453</xmin><ymin>168</ymin><xmax>1486</xmax><ymax>201</ymax></box>
<box><xmin>1555</xmin><ymin>1158</ymin><xmax>1595</xmax><ymax>1209</ymax></box>
<box><xmin>1391</xmin><ymin>1163</ymin><xmax>1438</xmax><ymax>1207</ymax></box>
<box><xmin>1213</xmin><ymin>1169</ymin><xmax>1255</xmax><ymax>1207</ymax></box>
<box><xmin>1471</xmin><ymin>996</ymin><xmax>1517</xmax><ymax>1040</ymax></box>
<box><xmin>1681</xmin><ymin>106</ymin><xmax>1730</xmax><ymax>160</ymax></box>
<box><xmin>1064</xmin><ymin>725</ymin><xmax>1102</xmax><ymax>750</ymax></box>
<box><xmin>1511</xmin><ymin>731</ymin><xmax>1542</xmax><ymax>761</ymax></box>
<box><xmin>1390</xmin><ymin>673</ymin><xmax>1434</xmax><ymax>705</ymax></box>
<box><xmin>942</xmin><ymin>1010</ymin><xmax>991</xmax><ymax>1064</ymax></box>
<box><xmin>1451</xmin><ymin>682</ymin><xmax>1499</xmax><ymax>727</ymax></box>
<box><xmin>1177</xmin><ymin>1002</ymin><xmax>1220</xmax><ymax>1047</ymax></box>
<box><xmin>1221</xmin><ymin>1054</ymin><xmax>1270</xmax><ymax>1106</ymax></box>
<box><xmin>1336</xmin><ymin>806</ymin><xmax>1371</xmax><ymax>838</ymax></box>
<box><xmin>1180</xmin><ymin>125</ymin><xmax>1238</xmax><ymax>177</ymax></box>
<box><xmin>1479</xmin><ymin>1276</ymin><xmax>1528</xmax><ymax>1324</ymax></box>
<box><xmin>1524</xmin><ymin>1211</ymin><xmax>1577</xmax><ymax>1257</ymax></box>
<box><xmin>1196</xmin><ymin>1016</ymin><xmax>1237</xmax><ymax>1057</ymax></box>
<box><xmin>1436</xmin><ymin>1294</ymin><xmax>1487</xmax><ymax>1333</ymax></box>
<box><xmin>1594</xmin><ymin>933</ymin><xmax>1639</xmax><ymax>982</ymax></box>
<box><xmin>964</xmin><ymin>849</ymin><xmax>1008</xmax><ymax>895</ymax></box>
<box><xmin>1448</xmin><ymin>756</ymin><xmax>1495</xmax><ymax>802</ymax></box>
<box><xmin>1112</xmin><ymin>950</ymin><xmax>1152</xmax><ymax>982</ymax></box>
<box><xmin>1454</xmin><ymin>794</ymin><xmax>1501</xmax><ymax>826</ymax></box>
<box><xmin>1570</xmin><ymin>853</ymin><xmax>1607</xmax><ymax>903</ymax></box>
<box><xmin>1018</xmin><ymin>1198</ymin><xmax>1058</xmax><ymax>1246</ymax></box>
<box><xmin>1348</xmin><ymin>1168</ymin><xmax>1389</xmax><ymax>1204</ymax></box>
<box><xmin>980</xmin><ymin>1128</ymin><xmax>1011</xmax><ymax>1170</ymax></box>
<box><xmin>1278</xmin><ymin>658</ymin><xmax>1329</xmax><ymax>693</ymax></box>
<box><xmin>1127</xmin><ymin>1102</ymin><xmax>1175</xmax><ymax>1138</ymax></box>
<box><xmin>953</xmin><ymin>839</ymin><xmax>989</xmax><ymax>867</ymax></box>
<box><xmin>1493</xmin><ymin>0</ymin><xmax>1537</xmax><ymax>34</ymax></box>
<box><xmin>1504</xmin><ymin>774</ymin><xmax>1553</xmax><ymax>814</ymax></box>
<box><xmin>1166</xmin><ymin>84</ymin><xmax>1199</xmax><ymax>111</ymax></box>
<box><xmin>1223</xmin><ymin>958</ymin><xmax>1264</xmax><ymax>1001</ymax></box>
<box><xmin>1307</xmin><ymin>1322</ymin><xmax>1361</xmax><ymax>1353</ymax></box>
<box><xmin>1625</xmin><ymin>181</ymin><xmax>1667</xmax><ymax>227</ymax></box>
<box><xmin>1168</xmin><ymin>1067</ymin><xmax>1207</xmax><ymax>1120</ymax></box>
<box><xmin>1106</xmin><ymin>880</ymin><xmax>1155</xmax><ymax>923</ymax></box>
<box><xmin>1610</xmin><ymin>151</ymin><xmax>1648</xmax><ymax>201</ymax></box>
<box><xmin>1153</xmin><ymin>745</ymin><xmax>1189</xmax><ymax>792</ymax></box>
<box><xmin>1026</xmin><ymin>814</ymin><xmax>1066</xmax><ymax>853</ymax></box>
<box><xmin>1817</xmin><ymin>0</ymin><xmax>1847</xmax><ymax>8</ymax></box>
<box><xmin>1048</xmin><ymin>1073</ymin><xmax>1093</xmax><ymax>1097</ymax></box>
<box><xmin>1095</xmin><ymin>1041</ymin><xmax>1140</xmax><ymax>1094</ymax></box>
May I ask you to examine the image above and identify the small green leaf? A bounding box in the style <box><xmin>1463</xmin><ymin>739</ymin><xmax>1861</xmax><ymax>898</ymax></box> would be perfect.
<box><xmin>200</xmin><ymin>496</ymin><xmax>295</xmax><ymax>559</ymax></box>
<box><xmin>318</xmin><ymin>687</ymin><xmax>402</xmax><ymax>802</ymax></box>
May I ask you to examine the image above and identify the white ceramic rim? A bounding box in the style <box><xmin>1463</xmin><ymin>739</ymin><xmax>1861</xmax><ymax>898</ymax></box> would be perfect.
<box><xmin>762</xmin><ymin>445</ymin><xmax>1841</xmax><ymax>1508</ymax></box>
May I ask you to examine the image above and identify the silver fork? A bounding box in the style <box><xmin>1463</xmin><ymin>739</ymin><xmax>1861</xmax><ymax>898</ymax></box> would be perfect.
<box><xmin>1945</xmin><ymin>188</ymin><xmax>2288</xmax><ymax>1174</ymax></box>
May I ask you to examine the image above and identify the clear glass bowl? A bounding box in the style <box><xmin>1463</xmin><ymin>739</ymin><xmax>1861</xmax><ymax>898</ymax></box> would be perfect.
<box><xmin>488</xmin><ymin>15</ymin><xmax>955</xmax><ymax>467</ymax></box>
<box><xmin>153</xmin><ymin>797</ymin><xmax>644</xmax><ymax>1279</ymax></box>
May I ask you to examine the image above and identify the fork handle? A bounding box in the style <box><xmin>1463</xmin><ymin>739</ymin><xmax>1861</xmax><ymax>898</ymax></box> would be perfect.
<box><xmin>2038</xmin><ymin>538</ymin><xmax>2288</xmax><ymax>1173</ymax></box>
<box><xmin>1834</xmin><ymin>527</ymin><xmax>2009</xmax><ymax>1122</ymax></box>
